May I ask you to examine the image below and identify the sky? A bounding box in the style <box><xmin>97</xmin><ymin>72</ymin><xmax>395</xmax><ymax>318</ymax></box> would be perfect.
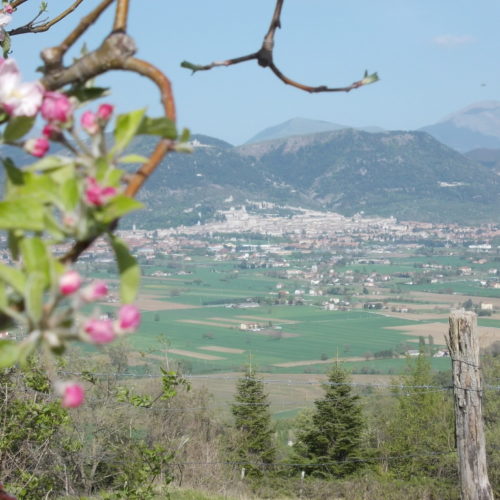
<box><xmin>9</xmin><ymin>0</ymin><xmax>500</xmax><ymax>145</ymax></box>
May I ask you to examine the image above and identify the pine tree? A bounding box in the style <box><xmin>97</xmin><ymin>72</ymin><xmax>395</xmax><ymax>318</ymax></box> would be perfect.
<box><xmin>293</xmin><ymin>364</ymin><xmax>365</xmax><ymax>477</ymax></box>
<box><xmin>231</xmin><ymin>367</ymin><xmax>275</xmax><ymax>473</ymax></box>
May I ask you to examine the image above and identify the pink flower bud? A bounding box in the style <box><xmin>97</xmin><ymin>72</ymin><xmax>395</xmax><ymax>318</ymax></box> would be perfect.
<box><xmin>81</xmin><ymin>280</ymin><xmax>108</xmax><ymax>302</ymax></box>
<box><xmin>84</xmin><ymin>318</ymin><xmax>116</xmax><ymax>344</ymax></box>
<box><xmin>42</xmin><ymin>123</ymin><xmax>62</xmax><ymax>140</ymax></box>
<box><xmin>24</xmin><ymin>137</ymin><xmax>49</xmax><ymax>158</ymax></box>
<box><xmin>117</xmin><ymin>305</ymin><xmax>141</xmax><ymax>332</ymax></box>
<box><xmin>59</xmin><ymin>270</ymin><xmax>82</xmax><ymax>295</ymax></box>
<box><xmin>61</xmin><ymin>383</ymin><xmax>84</xmax><ymax>408</ymax></box>
<box><xmin>81</xmin><ymin>110</ymin><xmax>98</xmax><ymax>135</ymax></box>
<box><xmin>41</xmin><ymin>91</ymin><xmax>73</xmax><ymax>124</ymax></box>
<box><xmin>84</xmin><ymin>177</ymin><xmax>117</xmax><ymax>207</ymax></box>
<box><xmin>97</xmin><ymin>103</ymin><xmax>114</xmax><ymax>121</ymax></box>
<box><xmin>3</xmin><ymin>5</ymin><xmax>13</xmax><ymax>14</ymax></box>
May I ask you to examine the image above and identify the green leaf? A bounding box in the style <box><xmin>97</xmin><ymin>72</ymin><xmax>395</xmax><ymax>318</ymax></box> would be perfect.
<box><xmin>27</xmin><ymin>155</ymin><xmax>75</xmax><ymax>173</ymax></box>
<box><xmin>25</xmin><ymin>271</ymin><xmax>45</xmax><ymax>324</ymax></box>
<box><xmin>0</xmin><ymin>199</ymin><xmax>45</xmax><ymax>230</ymax></box>
<box><xmin>60</xmin><ymin>178</ymin><xmax>79</xmax><ymax>211</ymax></box>
<box><xmin>98</xmin><ymin>195</ymin><xmax>143</xmax><ymax>223</ymax></box>
<box><xmin>0</xmin><ymin>339</ymin><xmax>19</xmax><ymax>369</ymax></box>
<box><xmin>2</xmin><ymin>157</ymin><xmax>24</xmax><ymax>186</ymax></box>
<box><xmin>112</xmin><ymin>108</ymin><xmax>146</xmax><ymax>155</ymax></box>
<box><xmin>360</xmin><ymin>71</ymin><xmax>379</xmax><ymax>86</ymax></box>
<box><xmin>137</xmin><ymin>116</ymin><xmax>177</xmax><ymax>139</ymax></box>
<box><xmin>20</xmin><ymin>238</ymin><xmax>50</xmax><ymax>285</ymax></box>
<box><xmin>67</xmin><ymin>86</ymin><xmax>109</xmax><ymax>103</ymax></box>
<box><xmin>3</xmin><ymin>116</ymin><xmax>36</xmax><ymax>142</ymax></box>
<box><xmin>110</xmin><ymin>236</ymin><xmax>140</xmax><ymax>304</ymax></box>
<box><xmin>0</xmin><ymin>262</ymin><xmax>26</xmax><ymax>293</ymax></box>
<box><xmin>180</xmin><ymin>60</ymin><xmax>205</xmax><ymax>73</ymax></box>
<box><xmin>0</xmin><ymin>281</ymin><xmax>7</xmax><ymax>311</ymax></box>
<box><xmin>118</xmin><ymin>154</ymin><xmax>149</xmax><ymax>164</ymax></box>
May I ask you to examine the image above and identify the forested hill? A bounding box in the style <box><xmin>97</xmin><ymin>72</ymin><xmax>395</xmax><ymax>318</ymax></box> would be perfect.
<box><xmin>1</xmin><ymin>129</ymin><xmax>499</xmax><ymax>228</ymax></box>
<box><xmin>125</xmin><ymin>129</ymin><xmax>500</xmax><ymax>228</ymax></box>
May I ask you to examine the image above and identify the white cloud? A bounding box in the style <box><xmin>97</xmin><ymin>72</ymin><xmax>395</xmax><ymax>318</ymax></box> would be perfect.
<box><xmin>433</xmin><ymin>34</ymin><xmax>476</xmax><ymax>47</ymax></box>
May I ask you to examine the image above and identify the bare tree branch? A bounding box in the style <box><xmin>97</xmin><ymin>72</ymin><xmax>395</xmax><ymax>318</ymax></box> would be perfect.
<box><xmin>9</xmin><ymin>0</ymin><xmax>85</xmax><ymax>36</ymax></box>
<box><xmin>181</xmin><ymin>0</ymin><xmax>379</xmax><ymax>93</ymax></box>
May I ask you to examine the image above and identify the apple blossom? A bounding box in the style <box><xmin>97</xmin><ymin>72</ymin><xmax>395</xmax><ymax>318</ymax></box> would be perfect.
<box><xmin>24</xmin><ymin>137</ymin><xmax>49</xmax><ymax>158</ymax></box>
<box><xmin>117</xmin><ymin>304</ymin><xmax>141</xmax><ymax>332</ymax></box>
<box><xmin>60</xmin><ymin>383</ymin><xmax>85</xmax><ymax>408</ymax></box>
<box><xmin>3</xmin><ymin>4</ymin><xmax>13</xmax><ymax>14</ymax></box>
<box><xmin>0</xmin><ymin>58</ymin><xmax>43</xmax><ymax>117</ymax></box>
<box><xmin>59</xmin><ymin>270</ymin><xmax>82</xmax><ymax>295</ymax></box>
<box><xmin>81</xmin><ymin>110</ymin><xmax>98</xmax><ymax>134</ymax></box>
<box><xmin>97</xmin><ymin>103</ymin><xmax>114</xmax><ymax>121</ymax></box>
<box><xmin>41</xmin><ymin>91</ymin><xmax>73</xmax><ymax>124</ymax></box>
<box><xmin>81</xmin><ymin>280</ymin><xmax>108</xmax><ymax>302</ymax></box>
<box><xmin>84</xmin><ymin>318</ymin><xmax>116</xmax><ymax>344</ymax></box>
<box><xmin>84</xmin><ymin>177</ymin><xmax>117</xmax><ymax>207</ymax></box>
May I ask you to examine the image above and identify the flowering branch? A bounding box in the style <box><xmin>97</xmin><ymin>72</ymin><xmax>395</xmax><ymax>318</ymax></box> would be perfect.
<box><xmin>181</xmin><ymin>0</ymin><xmax>379</xmax><ymax>93</ymax></box>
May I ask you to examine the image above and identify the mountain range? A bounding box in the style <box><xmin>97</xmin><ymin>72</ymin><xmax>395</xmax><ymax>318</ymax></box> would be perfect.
<box><xmin>124</xmin><ymin>127</ymin><xmax>500</xmax><ymax>228</ymax></box>
<box><xmin>2</xmin><ymin>101</ymin><xmax>500</xmax><ymax>229</ymax></box>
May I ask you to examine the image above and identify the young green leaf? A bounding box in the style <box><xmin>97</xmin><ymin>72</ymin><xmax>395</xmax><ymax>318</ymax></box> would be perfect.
<box><xmin>3</xmin><ymin>116</ymin><xmax>36</xmax><ymax>142</ymax></box>
<box><xmin>98</xmin><ymin>195</ymin><xmax>143</xmax><ymax>224</ymax></box>
<box><xmin>0</xmin><ymin>262</ymin><xmax>26</xmax><ymax>293</ymax></box>
<box><xmin>60</xmin><ymin>178</ymin><xmax>79</xmax><ymax>211</ymax></box>
<box><xmin>137</xmin><ymin>116</ymin><xmax>177</xmax><ymax>139</ymax></box>
<box><xmin>0</xmin><ymin>339</ymin><xmax>19</xmax><ymax>369</ymax></box>
<box><xmin>20</xmin><ymin>237</ymin><xmax>50</xmax><ymax>285</ymax></box>
<box><xmin>110</xmin><ymin>236</ymin><xmax>140</xmax><ymax>304</ymax></box>
<box><xmin>25</xmin><ymin>271</ymin><xmax>45</xmax><ymax>324</ymax></box>
<box><xmin>112</xmin><ymin>108</ymin><xmax>146</xmax><ymax>156</ymax></box>
<box><xmin>118</xmin><ymin>154</ymin><xmax>149</xmax><ymax>164</ymax></box>
<box><xmin>0</xmin><ymin>199</ymin><xmax>45</xmax><ymax>230</ymax></box>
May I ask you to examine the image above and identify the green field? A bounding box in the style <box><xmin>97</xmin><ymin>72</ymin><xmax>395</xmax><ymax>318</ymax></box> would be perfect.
<box><xmin>91</xmin><ymin>257</ymin><xmax>458</xmax><ymax>376</ymax></box>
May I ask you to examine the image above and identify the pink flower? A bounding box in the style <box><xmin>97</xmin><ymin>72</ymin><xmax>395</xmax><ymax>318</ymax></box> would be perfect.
<box><xmin>81</xmin><ymin>280</ymin><xmax>108</xmax><ymax>302</ymax></box>
<box><xmin>59</xmin><ymin>270</ymin><xmax>81</xmax><ymax>295</ymax></box>
<box><xmin>41</xmin><ymin>91</ymin><xmax>73</xmax><ymax>124</ymax></box>
<box><xmin>84</xmin><ymin>177</ymin><xmax>117</xmax><ymax>207</ymax></box>
<box><xmin>97</xmin><ymin>103</ymin><xmax>114</xmax><ymax>121</ymax></box>
<box><xmin>81</xmin><ymin>110</ymin><xmax>98</xmax><ymax>135</ymax></box>
<box><xmin>62</xmin><ymin>383</ymin><xmax>85</xmax><ymax>408</ymax></box>
<box><xmin>84</xmin><ymin>318</ymin><xmax>116</xmax><ymax>344</ymax></box>
<box><xmin>60</xmin><ymin>382</ymin><xmax>85</xmax><ymax>408</ymax></box>
<box><xmin>3</xmin><ymin>4</ymin><xmax>13</xmax><ymax>14</ymax></box>
<box><xmin>117</xmin><ymin>305</ymin><xmax>141</xmax><ymax>332</ymax></box>
<box><xmin>24</xmin><ymin>137</ymin><xmax>49</xmax><ymax>158</ymax></box>
<box><xmin>0</xmin><ymin>58</ymin><xmax>43</xmax><ymax>117</ymax></box>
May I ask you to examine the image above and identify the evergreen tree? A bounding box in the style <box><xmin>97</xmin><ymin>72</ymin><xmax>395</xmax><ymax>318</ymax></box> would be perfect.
<box><xmin>384</xmin><ymin>354</ymin><xmax>455</xmax><ymax>479</ymax></box>
<box><xmin>231</xmin><ymin>367</ymin><xmax>275</xmax><ymax>473</ymax></box>
<box><xmin>293</xmin><ymin>364</ymin><xmax>365</xmax><ymax>477</ymax></box>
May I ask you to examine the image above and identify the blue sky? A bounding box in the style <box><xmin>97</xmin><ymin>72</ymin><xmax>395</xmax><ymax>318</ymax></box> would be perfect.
<box><xmin>9</xmin><ymin>0</ymin><xmax>500</xmax><ymax>145</ymax></box>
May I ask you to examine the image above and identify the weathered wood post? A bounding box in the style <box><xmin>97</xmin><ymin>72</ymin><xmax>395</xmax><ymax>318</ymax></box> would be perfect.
<box><xmin>447</xmin><ymin>310</ymin><xmax>493</xmax><ymax>500</ymax></box>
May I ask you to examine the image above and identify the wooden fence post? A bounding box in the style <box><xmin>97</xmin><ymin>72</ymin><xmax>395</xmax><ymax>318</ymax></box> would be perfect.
<box><xmin>447</xmin><ymin>310</ymin><xmax>493</xmax><ymax>500</ymax></box>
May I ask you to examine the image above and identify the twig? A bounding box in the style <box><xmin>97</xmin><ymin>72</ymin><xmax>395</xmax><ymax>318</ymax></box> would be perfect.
<box><xmin>113</xmin><ymin>0</ymin><xmax>129</xmax><ymax>32</ymax></box>
<box><xmin>9</xmin><ymin>0</ymin><xmax>85</xmax><ymax>36</ymax></box>
<box><xmin>181</xmin><ymin>0</ymin><xmax>379</xmax><ymax>94</ymax></box>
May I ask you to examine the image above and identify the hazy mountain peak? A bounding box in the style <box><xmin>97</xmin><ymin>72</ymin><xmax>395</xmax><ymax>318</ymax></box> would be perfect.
<box><xmin>420</xmin><ymin>100</ymin><xmax>500</xmax><ymax>152</ymax></box>
<box><xmin>245</xmin><ymin>117</ymin><xmax>384</xmax><ymax>145</ymax></box>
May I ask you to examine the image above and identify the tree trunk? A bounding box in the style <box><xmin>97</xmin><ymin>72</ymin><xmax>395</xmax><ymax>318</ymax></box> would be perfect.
<box><xmin>447</xmin><ymin>310</ymin><xmax>493</xmax><ymax>500</ymax></box>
